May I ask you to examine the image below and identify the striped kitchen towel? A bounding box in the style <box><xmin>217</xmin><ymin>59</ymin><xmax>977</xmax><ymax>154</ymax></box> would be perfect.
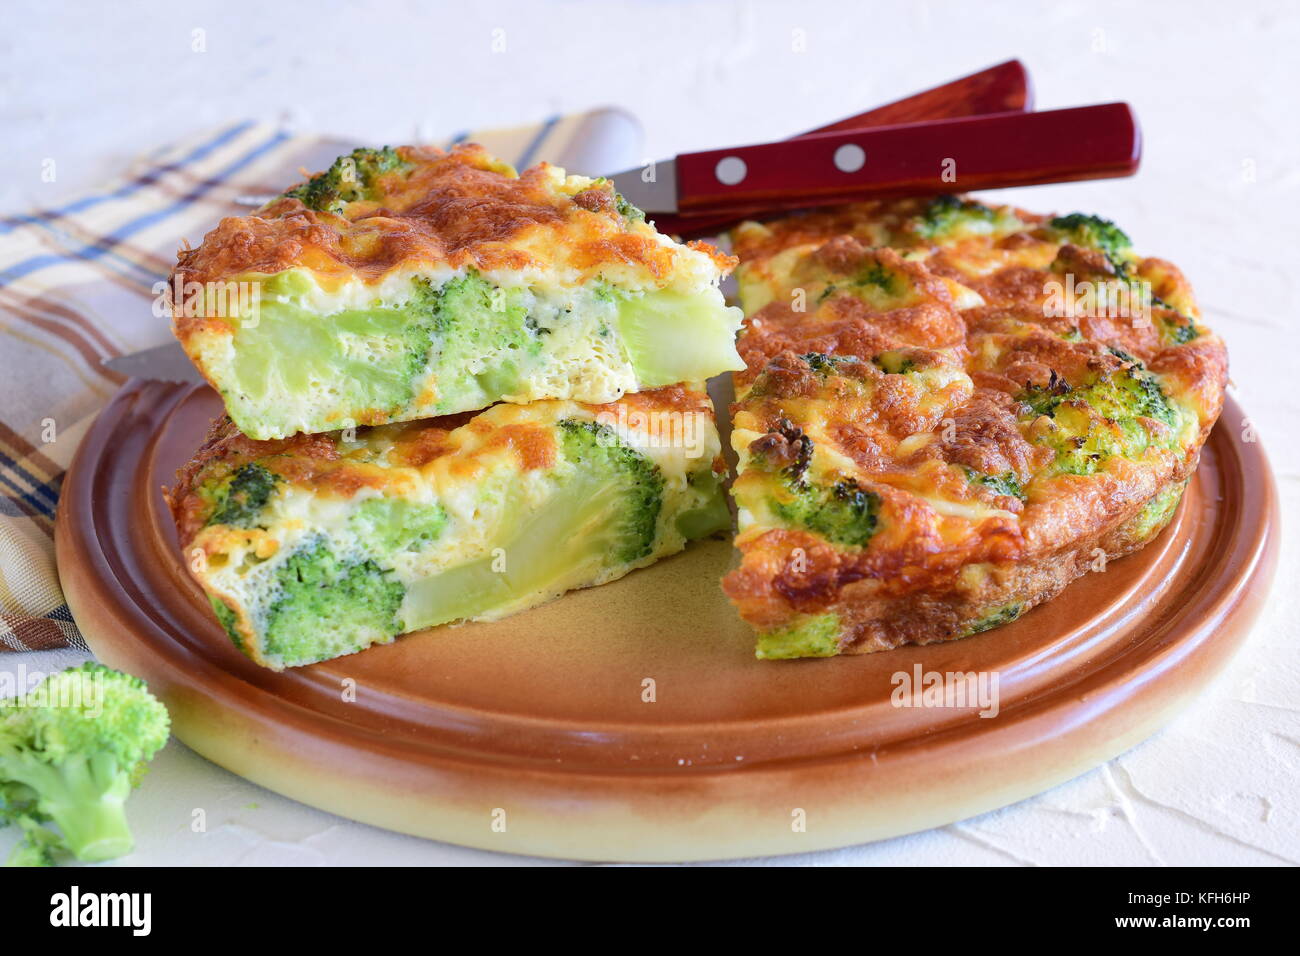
<box><xmin>0</xmin><ymin>111</ymin><xmax>643</xmax><ymax>652</ymax></box>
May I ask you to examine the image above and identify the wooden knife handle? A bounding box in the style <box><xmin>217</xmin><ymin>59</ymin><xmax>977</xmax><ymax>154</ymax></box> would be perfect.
<box><xmin>802</xmin><ymin>59</ymin><xmax>1032</xmax><ymax>134</ymax></box>
<box><xmin>654</xmin><ymin>60</ymin><xmax>1031</xmax><ymax>238</ymax></box>
<box><xmin>675</xmin><ymin>103</ymin><xmax>1140</xmax><ymax>216</ymax></box>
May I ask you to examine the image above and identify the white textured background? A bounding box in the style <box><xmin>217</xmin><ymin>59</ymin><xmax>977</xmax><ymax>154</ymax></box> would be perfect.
<box><xmin>2</xmin><ymin>0</ymin><xmax>1297</xmax><ymax>866</ymax></box>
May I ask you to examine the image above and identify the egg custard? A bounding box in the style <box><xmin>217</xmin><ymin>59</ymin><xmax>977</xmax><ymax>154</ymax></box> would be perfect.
<box><xmin>169</xmin><ymin>386</ymin><xmax>729</xmax><ymax>670</ymax></box>
<box><xmin>170</xmin><ymin>144</ymin><xmax>743</xmax><ymax>440</ymax></box>
<box><xmin>724</xmin><ymin>197</ymin><xmax>1227</xmax><ymax>659</ymax></box>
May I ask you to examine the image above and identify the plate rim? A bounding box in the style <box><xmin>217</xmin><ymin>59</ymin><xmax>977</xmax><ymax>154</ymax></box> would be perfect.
<box><xmin>55</xmin><ymin>382</ymin><xmax>1280</xmax><ymax>861</ymax></box>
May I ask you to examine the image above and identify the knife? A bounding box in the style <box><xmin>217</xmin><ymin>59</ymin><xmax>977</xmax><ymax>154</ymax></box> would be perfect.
<box><xmin>608</xmin><ymin>102</ymin><xmax>1140</xmax><ymax>220</ymax></box>
<box><xmin>103</xmin><ymin>340</ymin><xmax>206</xmax><ymax>384</ymax></box>
<box><xmin>648</xmin><ymin>58</ymin><xmax>1033</xmax><ymax>239</ymax></box>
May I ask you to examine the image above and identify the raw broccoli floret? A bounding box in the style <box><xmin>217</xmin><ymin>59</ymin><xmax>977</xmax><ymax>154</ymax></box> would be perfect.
<box><xmin>6</xmin><ymin>814</ymin><xmax>63</xmax><ymax>867</ymax></box>
<box><xmin>261</xmin><ymin>536</ymin><xmax>406</xmax><ymax>666</ymax></box>
<box><xmin>283</xmin><ymin>146</ymin><xmax>413</xmax><ymax>214</ymax></box>
<box><xmin>208</xmin><ymin>463</ymin><xmax>279</xmax><ymax>528</ymax></box>
<box><xmin>557</xmin><ymin>419</ymin><xmax>664</xmax><ymax>562</ymax></box>
<box><xmin>1047</xmin><ymin>213</ymin><xmax>1134</xmax><ymax>275</ymax></box>
<box><xmin>915</xmin><ymin>195</ymin><xmax>1023</xmax><ymax>241</ymax></box>
<box><xmin>0</xmin><ymin>663</ymin><xmax>169</xmax><ymax>866</ymax></box>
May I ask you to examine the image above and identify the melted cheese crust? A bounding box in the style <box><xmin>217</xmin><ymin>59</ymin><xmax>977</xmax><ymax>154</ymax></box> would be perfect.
<box><xmin>724</xmin><ymin>197</ymin><xmax>1228</xmax><ymax>654</ymax></box>
<box><xmin>172</xmin><ymin>143</ymin><xmax>734</xmax><ymax>314</ymax></box>
<box><xmin>169</xmin><ymin>384</ymin><xmax>717</xmax><ymax>550</ymax></box>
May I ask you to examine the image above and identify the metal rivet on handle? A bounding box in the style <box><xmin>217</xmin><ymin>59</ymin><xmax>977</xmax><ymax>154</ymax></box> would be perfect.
<box><xmin>834</xmin><ymin>143</ymin><xmax>866</xmax><ymax>173</ymax></box>
<box><xmin>715</xmin><ymin>156</ymin><xmax>747</xmax><ymax>186</ymax></box>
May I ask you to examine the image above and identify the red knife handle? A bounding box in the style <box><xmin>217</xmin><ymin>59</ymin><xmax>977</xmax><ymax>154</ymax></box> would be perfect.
<box><xmin>653</xmin><ymin>60</ymin><xmax>1031</xmax><ymax>238</ymax></box>
<box><xmin>803</xmin><ymin>58</ymin><xmax>1032</xmax><ymax>134</ymax></box>
<box><xmin>674</xmin><ymin>103</ymin><xmax>1140</xmax><ymax>216</ymax></box>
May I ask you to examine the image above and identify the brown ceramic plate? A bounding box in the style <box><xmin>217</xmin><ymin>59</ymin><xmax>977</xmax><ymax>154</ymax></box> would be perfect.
<box><xmin>56</xmin><ymin>381</ymin><xmax>1277</xmax><ymax>862</ymax></box>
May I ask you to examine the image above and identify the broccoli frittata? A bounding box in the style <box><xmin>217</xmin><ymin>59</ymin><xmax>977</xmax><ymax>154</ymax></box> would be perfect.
<box><xmin>168</xmin><ymin>386</ymin><xmax>730</xmax><ymax>669</ymax></box>
<box><xmin>170</xmin><ymin>144</ymin><xmax>744</xmax><ymax>440</ymax></box>
<box><xmin>724</xmin><ymin>197</ymin><xmax>1227</xmax><ymax>659</ymax></box>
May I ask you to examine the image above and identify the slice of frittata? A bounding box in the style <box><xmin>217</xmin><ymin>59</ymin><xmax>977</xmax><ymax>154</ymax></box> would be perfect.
<box><xmin>170</xmin><ymin>144</ymin><xmax>743</xmax><ymax>440</ymax></box>
<box><xmin>724</xmin><ymin>197</ymin><xmax>1227</xmax><ymax>659</ymax></box>
<box><xmin>168</xmin><ymin>385</ymin><xmax>730</xmax><ymax>669</ymax></box>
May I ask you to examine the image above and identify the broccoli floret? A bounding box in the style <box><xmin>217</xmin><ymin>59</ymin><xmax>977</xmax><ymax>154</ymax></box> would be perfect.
<box><xmin>557</xmin><ymin>419</ymin><xmax>664</xmax><ymax>562</ymax></box>
<box><xmin>0</xmin><ymin>663</ymin><xmax>169</xmax><ymax>865</ymax></box>
<box><xmin>916</xmin><ymin>195</ymin><xmax>1022</xmax><ymax>241</ymax></box>
<box><xmin>749</xmin><ymin>418</ymin><xmax>880</xmax><ymax>547</ymax></box>
<box><xmin>209</xmin><ymin>596</ymin><xmax>245</xmax><ymax>650</ymax></box>
<box><xmin>1159</xmin><ymin>310</ymin><xmax>1201</xmax><ymax>344</ymax></box>
<box><xmin>963</xmin><ymin>468</ymin><xmax>1026</xmax><ymax>502</ymax></box>
<box><xmin>348</xmin><ymin>497</ymin><xmax>448</xmax><ymax>554</ymax></box>
<box><xmin>964</xmin><ymin>603</ymin><xmax>1024</xmax><ymax>636</ymax></box>
<box><xmin>261</xmin><ymin>536</ymin><xmax>406</xmax><ymax>666</ymax></box>
<box><xmin>208</xmin><ymin>463</ymin><xmax>279</xmax><ymax>528</ymax></box>
<box><xmin>801</xmin><ymin>351</ymin><xmax>868</xmax><ymax>377</ymax></box>
<box><xmin>1051</xmin><ymin>216</ymin><xmax>1202</xmax><ymax>345</ymax></box>
<box><xmin>1018</xmin><ymin>358</ymin><xmax>1181</xmax><ymax>475</ymax></box>
<box><xmin>6</xmin><ymin>814</ymin><xmax>63</xmax><ymax>867</ymax></box>
<box><xmin>587</xmin><ymin>178</ymin><xmax>646</xmax><ymax>222</ymax></box>
<box><xmin>756</xmin><ymin>613</ymin><xmax>843</xmax><ymax>660</ymax></box>
<box><xmin>283</xmin><ymin>146</ymin><xmax>412</xmax><ymax>214</ymax></box>
<box><xmin>1047</xmin><ymin>213</ymin><xmax>1134</xmax><ymax>276</ymax></box>
<box><xmin>432</xmin><ymin>272</ymin><xmax>542</xmax><ymax>405</ymax></box>
<box><xmin>775</xmin><ymin>477</ymin><xmax>880</xmax><ymax>548</ymax></box>
<box><xmin>675</xmin><ymin>469</ymin><xmax>733</xmax><ymax>540</ymax></box>
<box><xmin>1019</xmin><ymin>369</ymin><xmax>1073</xmax><ymax>417</ymax></box>
<box><xmin>748</xmin><ymin>417</ymin><xmax>813</xmax><ymax>483</ymax></box>
<box><xmin>857</xmin><ymin>261</ymin><xmax>897</xmax><ymax>293</ymax></box>
<box><xmin>399</xmin><ymin>417</ymin><xmax>676</xmax><ymax>630</ymax></box>
<box><xmin>614</xmin><ymin>193</ymin><xmax>645</xmax><ymax>223</ymax></box>
<box><xmin>801</xmin><ymin>351</ymin><xmax>838</xmax><ymax>375</ymax></box>
<box><xmin>1126</xmin><ymin>481</ymin><xmax>1186</xmax><ymax>541</ymax></box>
<box><xmin>871</xmin><ymin>350</ymin><xmax>917</xmax><ymax>375</ymax></box>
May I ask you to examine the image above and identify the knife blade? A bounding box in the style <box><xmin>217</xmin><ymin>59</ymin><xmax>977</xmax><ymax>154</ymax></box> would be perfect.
<box><xmin>608</xmin><ymin>102</ymin><xmax>1140</xmax><ymax>216</ymax></box>
<box><xmin>102</xmin><ymin>341</ymin><xmax>205</xmax><ymax>384</ymax></box>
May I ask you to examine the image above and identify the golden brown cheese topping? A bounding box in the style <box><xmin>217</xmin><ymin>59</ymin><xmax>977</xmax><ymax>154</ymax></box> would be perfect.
<box><xmin>724</xmin><ymin>196</ymin><xmax>1228</xmax><ymax>657</ymax></box>
<box><xmin>171</xmin><ymin>143</ymin><xmax>736</xmax><ymax>296</ymax></box>
<box><xmin>166</xmin><ymin>384</ymin><xmax>709</xmax><ymax>549</ymax></box>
